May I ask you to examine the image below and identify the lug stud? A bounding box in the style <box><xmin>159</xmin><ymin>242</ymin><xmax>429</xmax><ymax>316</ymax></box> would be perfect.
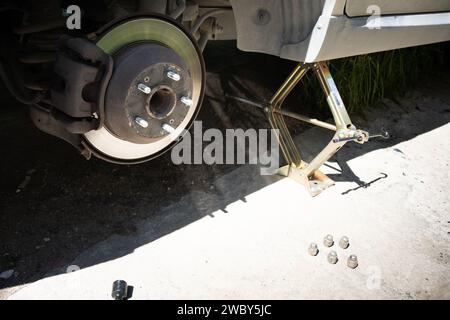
<box><xmin>327</xmin><ymin>251</ymin><xmax>338</xmax><ymax>264</ymax></box>
<box><xmin>181</xmin><ymin>96</ymin><xmax>193</xmax><ymax>107</ymax></box>
<box><xmin>134</xmin><ymin>116</ymin><xmax>149</xmax><ymax>128</ymax></box>
<box><xmin>323</xmin><ymin>234</ymin><xmax>334</xmax><ymax>247</ymax></box>
<box><xmin>308</xmin><ymin>243</ymin><xmax>319</xmax><ymax>256</ymax></box>
<box><xmin>347</xmin><ymin>255</ymin><xmax>358</xmax><ymax>269</ymax></box>
<box><xmin>167</xmin><ymin>70</ymin><xmax>181</xmax><ymax>81</ymax></box>
<box><xmin>162</xmin><ymin>123</ymin><xmax>175</xmax><ymax>134</ymax></box>
<box><xmin>138</xmin><ymin>83</ymin><xmax>151</xmax><ymax>94</ymax></box>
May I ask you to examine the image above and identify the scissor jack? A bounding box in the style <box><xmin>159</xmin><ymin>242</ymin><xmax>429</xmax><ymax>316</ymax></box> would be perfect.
<box><xmin>227</xmin><ymin>61</ymin><xmax>388</xmax><ymax>196</ymax></box>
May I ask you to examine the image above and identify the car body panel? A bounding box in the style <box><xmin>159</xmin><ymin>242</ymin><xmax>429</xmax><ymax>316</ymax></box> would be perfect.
<box><xmin>230</xmin><ymin>0</ymin><xmax>450</xmax><ymax>62</ymax></box>
<box><xmin>345</xmin><ymin>0</ymin><xmax>450</xmax><ymax>17</ymax></box>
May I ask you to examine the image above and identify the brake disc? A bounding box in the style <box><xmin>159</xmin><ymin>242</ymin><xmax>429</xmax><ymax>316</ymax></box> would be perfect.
<box><xmin>82</xmin><ymin>16</ymin><xmax>205</xmax><ymax>164</ymax></box>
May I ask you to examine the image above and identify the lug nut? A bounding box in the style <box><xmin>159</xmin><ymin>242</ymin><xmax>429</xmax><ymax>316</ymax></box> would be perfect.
<box><xmin>347</xmin><ymin>255</ymin><xmax>358</xmax><ymax>269</ymax></box>
<box><xmin>181</xmin><ymin>96</ymin><xmax>193</xmax><ymax>107</ymax></box>
<box><xmin>134</xmin><ymin>116</ymin><xmax>149</xmax><ymax>128</ymax></box>
<box><xmin>138</xmin><ymin>83</ymin><xmax>151</xmax><ymax>94</ymax></box>
<box><xmin>327</xmin><ymin>251</ymin><xmax>338</xmax><ymax>264</ymax></box>
<box><xmin>339</xmin><ymin>236</ymin><xmax>350</xmax><ymax>249</ymax></box>
<box><xmin>323</xmin><ymin>234</ymin><xmax>334</xmax><ymax>247</ymax></box>
<box><xmin>308</xmin><ymin>243</ymin><xmax>319</xmax><ymax>256</ymax></box>
<box><xmin>162</xmin><ymin>123</ymin><xmax>175</xmax><ymax>134</ymax></box>
<box><xmin>167</xmin><ymin>70</ymin><xmax>181</xmax><ymax>81</ymax></box>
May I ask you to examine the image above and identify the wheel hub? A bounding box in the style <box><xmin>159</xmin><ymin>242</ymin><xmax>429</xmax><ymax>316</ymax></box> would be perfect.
<box><xmin>82</xmin><ymin>16</ymin><xmax>205</xmax><ymax>163</ymax></box>
<box><xmin>105</xmin><ymin>42</ymin><xmax>193</xmax><ymax>144</ymax></box>
<box><xmin>147</xmin><ymin>85</ymin><xmax>177</xmax><ymax>120</ymax></box>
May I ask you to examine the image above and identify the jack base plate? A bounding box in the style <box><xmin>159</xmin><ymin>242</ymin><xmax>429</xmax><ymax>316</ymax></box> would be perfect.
<box><xmin>277</xmin><ymin>165</ymin><xmax>335</xmax><ymax>197</ymax></box>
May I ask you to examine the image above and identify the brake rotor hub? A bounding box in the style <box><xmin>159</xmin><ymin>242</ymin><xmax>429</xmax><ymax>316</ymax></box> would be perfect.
<box><xmin>82</xmin><ymin>16</ymin><xmax>205</xmax><ymax>163</ymax></box>
<box><xmin>105</xmin><ymin>42</ymin><xmax>193</xmax><ymax>144</ymax></box>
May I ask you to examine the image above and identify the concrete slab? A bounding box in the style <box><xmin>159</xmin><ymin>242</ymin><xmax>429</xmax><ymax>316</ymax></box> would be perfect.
<box><xmin>6</xmin><ymin>119</ymin><xmax>450</xmax><ymax>299</ymax></box>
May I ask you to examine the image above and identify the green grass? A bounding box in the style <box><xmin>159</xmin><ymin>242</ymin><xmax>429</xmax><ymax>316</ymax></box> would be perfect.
<box><xmin>303</xmin><ymin>42</ymin><xmax>450</xmax><ymax>113</ymax></box>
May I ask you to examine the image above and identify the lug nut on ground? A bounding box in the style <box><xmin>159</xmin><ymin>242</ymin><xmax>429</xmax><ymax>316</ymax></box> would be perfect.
<box><xmin>308</xmin><ymin>243</ymin><xmax>319</xmax><ymax>256</ymax></box>
<box><xmin>327</xmin><ymin>251</ymin><xmax>338</xmax><ymax>264</ymax></box>
<box><xmin>323</xmin><ymin>234</ymin><xmax>334</xmax><ymax>247</ymax></box>
<box><xmin>347</xmin><ymin>255</ymin><xmax>358</xmax><ymax>269</ymax></box>
<box><xmin>339</xmin><ymin>236</ymin><xmax>350</xmax><ymax>249</ymax></box>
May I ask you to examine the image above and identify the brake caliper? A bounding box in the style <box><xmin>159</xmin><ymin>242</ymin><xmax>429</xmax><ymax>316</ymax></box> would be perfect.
<box><xmin>51</xmin><ymin>37</ymin><xmax>113</xmax><ymax>131</ymax></box>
